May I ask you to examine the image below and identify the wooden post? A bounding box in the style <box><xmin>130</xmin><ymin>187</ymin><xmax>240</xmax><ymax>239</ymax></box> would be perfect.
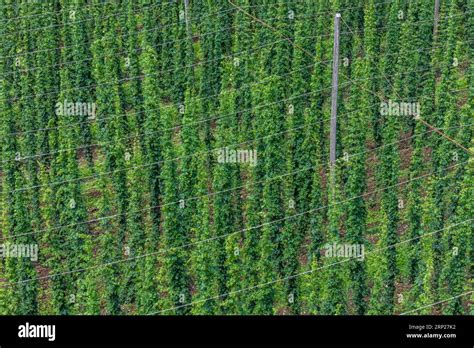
<box><xmin>330</xmin><ymin>13</ymin><xmax>341</xmax><ymax>169</ymax></box>
<box><xmin>184</xmin><ymin>0</ymin><xmax>191</xmax><ymax>36</ymax></box>
<box><xmin>433</xmin><ymin>0</ymin><xmax>440</xmax><ymax>38</ymax></box>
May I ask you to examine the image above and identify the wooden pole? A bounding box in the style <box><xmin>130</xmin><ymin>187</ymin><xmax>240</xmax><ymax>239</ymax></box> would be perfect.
<box><xmin>433</xmin><ymin>0</ymin><xmax>440</xmax><ymax>38</ymax></box>
<box><xmin>184</xmin><ymin>0</ymin><xmax>191</xmax><ymax>36</ymax></box>
<box><xmin>330</xmin><ymin>13</ymin><xmax>341</xmax><ymax>169</ymax></box>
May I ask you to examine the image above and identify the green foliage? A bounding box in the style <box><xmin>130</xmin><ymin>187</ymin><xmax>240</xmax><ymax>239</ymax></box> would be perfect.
<box><xmin>0</xmin><ymin>0</ymin><xmax>471</xmax><ymax>316</ymax></box>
